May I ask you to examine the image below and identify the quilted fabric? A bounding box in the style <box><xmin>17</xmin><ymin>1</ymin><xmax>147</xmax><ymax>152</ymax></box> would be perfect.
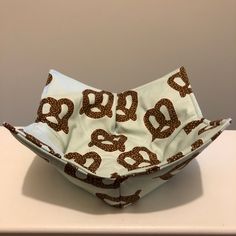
<box><xmin>3</xmin><ymin>66</ymin><xmax>232</xmax><ymax>208</ymax></box>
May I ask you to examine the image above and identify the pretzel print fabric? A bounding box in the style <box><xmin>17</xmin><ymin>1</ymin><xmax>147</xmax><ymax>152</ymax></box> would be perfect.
<box><xmin>143</xmin><ymin>98</ymin><xmax>181</xmax><ymax>141</ymax></box>
<box><xmin>79</xmin><ymin>89</ymin><xmax>114</xmax><ymax>119</ymax></box>
<box><xmin>3</xmin><ymin>66</ymin><xmax>232</xmax><ymax>208</ymax></box>
<box><xmin>35</xmin><ymin>97</ymin><xmax>74</xmax><ymax>134</ymax></box>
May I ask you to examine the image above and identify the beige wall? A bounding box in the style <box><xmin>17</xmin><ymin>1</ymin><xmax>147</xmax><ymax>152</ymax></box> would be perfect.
<box><xmin>0</xmin><ymin>0</ymin><xmax>235</xmax><ymax>128</ymax></box>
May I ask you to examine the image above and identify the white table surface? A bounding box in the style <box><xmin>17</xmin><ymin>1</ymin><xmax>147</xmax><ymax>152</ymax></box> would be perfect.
<box><xmin>0</xmin><ymin>127</ymin><xmax>236</xmax><ymax>235</ymax></box>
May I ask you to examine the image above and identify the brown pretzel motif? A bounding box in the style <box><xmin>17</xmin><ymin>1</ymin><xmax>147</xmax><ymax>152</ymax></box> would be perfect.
<box><xmin>117</xmin><ymin>146</ymin><xmax>160</xmax><ymax>171</ymax></box>
<box><xmin>96</xmin><ymin>190</ymin><xmax>142</xmax><ymax>208</ymax></box>
<box><xmin>3</xmin><ymin>122</ymin><xmax>18</xmax><ymax>134</ymax></box>
<box><xmin>143</xmin><ymin>98</ymin><xmax>181</xmax><ymax>141</ymax></box>
<box><xmin>79</xmin><ymin>89</ymin><xmax>114</xmax><ymax>119</ymax></box>
<box><xmin>198</xmin><ymin>119</ymin><xmax>222</xmax><ymax>135</ymax></box>
<box><xmin>167</xmin><ymin>66</ymin><xmax>193</xmax><ymax>97</ymax></box>
<box><xmin>35</xmin><ymin>97</ymin><xmax>74</xmax><ymax>134</ymax></box>
<box><xmin>64</xmin><ymin>151</ymin><xmax>101</xmax><ymax>173</ymax></box>
<box><xmin>167</xmin><ymin>152</ymin><xmax>184</xmax><ymax>163</ymax></box>
<box><xmin>191</xmin><ymin>139</ymin><xmax>203</xmax><ymax>151</ymax></box>
<box><xmin>45</xmin><ymin>73</ymin><xmax>53</xmax><ymax>86</ymax></box>
<box><xmin>88</xmin><ymin>129</ymin><xmax>127</xmax><ymax>152</ymax></box>
<box><xmin>116</xmin><ymin>90</ymin><xmax>138</xmax><ymax>122</ymax></box>
<box><xmin>183</xmin><ymin>118</ymin><xmax>204</xmax><ymax>134</ymax></box>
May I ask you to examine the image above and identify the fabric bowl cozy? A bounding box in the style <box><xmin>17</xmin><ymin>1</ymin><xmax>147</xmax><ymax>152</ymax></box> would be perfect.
<box><xmin>3</xmin><ymin>66</ymin><xmax>232</xmax><ymax>208</ymax></box>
